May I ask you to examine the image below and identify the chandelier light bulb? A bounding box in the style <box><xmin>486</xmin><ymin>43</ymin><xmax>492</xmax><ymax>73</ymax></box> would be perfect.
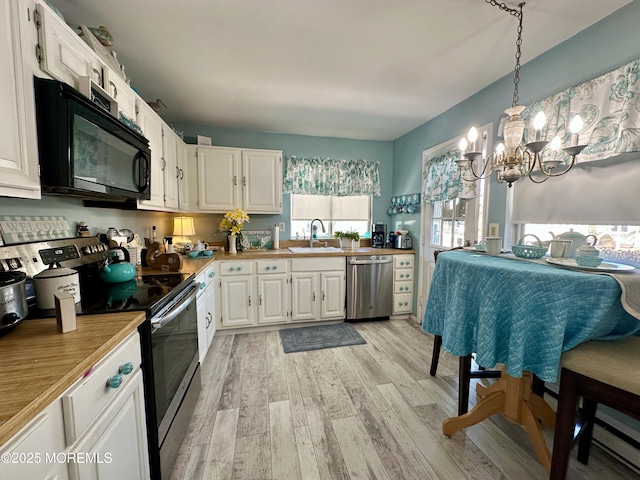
<box><xmin>459</xmin><ymin>137</ymin><xmax>468</xmax><ymax>153</ymax></box>
<box><xmin>549</xmin><ymin>135</ymin><xmax>562</xmax><ymax>151</ymax></box>
<box><xmin>533</xmin><ymin>111</ymin><xmax>546</xmax><ymax>141</ymax></box>
<box><xmin>468</xmin><ymin>127</ymin><xmax>478</xmax><ymax>151</ymax></box>
<box><xmin>570</xmin><ymin>115</ymin><xmax>584</xmax><ymax>146</ymax></box>
<box><xmin>496</xmin><ymin>142</ymin><xmax>505</xmax><ymax>154</ymax></box>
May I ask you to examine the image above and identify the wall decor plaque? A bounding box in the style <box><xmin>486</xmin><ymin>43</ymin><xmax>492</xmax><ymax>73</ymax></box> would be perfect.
<box><xmin>0</xmin><ymin>216</ymin><xmax>72</xmax><ymax>244</ymax></box>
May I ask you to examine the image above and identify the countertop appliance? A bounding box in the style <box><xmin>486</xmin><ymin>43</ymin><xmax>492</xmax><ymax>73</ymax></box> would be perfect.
<box><xmin>346</xmin><ymin>255</ymin><xmax>393</xmax><ymax>320</ymax></box>
<box><xmin>0</xmin><ymin>236</ymin><xmax>199</xmax><ymax>479</ymax></box>
<box><xmin>389</xmin><ymin>233</ymin><xmax>413</xmax><ymax>250</ymax></box>
<box><xmin>371</xmin><ymin>223</ymin><xmax>387</xmax><ymax>248</ymax></box>
<box><xmin>34</xmin><ymin>77</ymin><xmax>151</xmax><ymax>202</ymax></box>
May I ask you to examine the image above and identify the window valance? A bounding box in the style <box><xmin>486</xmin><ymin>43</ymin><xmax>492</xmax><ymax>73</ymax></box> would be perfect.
<box><xmin>422</xmin><ymin>149</ymin><xmax>476</xmax><ymax>203</ymax></box>
<box><xmin>517</xmin><ymin>57</ymin><xmax>640</xmax><ymax>165</ymax></box>
<box><xmin>283</xmin><ymin>156</ymin><xmax>381</xmax><ymax>196</ymax></box>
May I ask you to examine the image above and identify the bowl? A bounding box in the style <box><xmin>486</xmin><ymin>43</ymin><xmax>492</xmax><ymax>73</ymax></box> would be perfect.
<box><xmin>200</xmin><ymin>250</ymin><xmax>213</xmax><ymax>257</ymax></box>
<box><xmin>187</xmin><ymin>251</ymin><xmax>200</xmax><ymax>258</ymax></box>
<box><xmin>575</xmin><ymin>255</ymin><xmax>603</xmax><ymax>268</ymax></box>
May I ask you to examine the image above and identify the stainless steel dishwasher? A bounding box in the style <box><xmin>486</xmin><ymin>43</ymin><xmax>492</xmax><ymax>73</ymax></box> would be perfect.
<box><xmin>346</xmin><ymin>255</ymin><xmax>393</xmax><ymax>320</ymax></box>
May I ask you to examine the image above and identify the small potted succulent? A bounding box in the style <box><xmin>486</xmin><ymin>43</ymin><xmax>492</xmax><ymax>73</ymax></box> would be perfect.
<box><xmin>334</xmin><ymin>230</ymin><xmax>360</xmax><ymax>249</ymax></box>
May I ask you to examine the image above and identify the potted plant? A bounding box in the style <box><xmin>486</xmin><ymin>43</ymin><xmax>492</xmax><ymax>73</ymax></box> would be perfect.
<box><xmin>334</xmin><ymin>230</ymin><xmax>360</xmax><ymax>249</ymax></box>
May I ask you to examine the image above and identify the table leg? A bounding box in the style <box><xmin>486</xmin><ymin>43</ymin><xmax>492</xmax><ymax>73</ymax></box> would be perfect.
<box><xmin>442</xmin><ymin>366</ymin><xmax>555</xmax><ymax>473</ymax></box>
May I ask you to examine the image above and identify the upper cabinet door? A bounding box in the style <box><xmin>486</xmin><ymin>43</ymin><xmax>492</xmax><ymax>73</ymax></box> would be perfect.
<box><xmin>176</xmin><ymin>139</ymin><xmax>189</xmax><ymax>211</ymax></box>
<box><xmin>197</xmin><ymin>146</ymin><xmax>241</xmax><ymax>212</ymax></box>
<box><xmin>242</xmin><ymin>149</ymin><xmax>282</xmax><ymax>214</ymax></box>
<box><xmin>162</xmin><ymin>125</ymin><xmax>179</xmax><ymax>210</ymax></box>
<box><xmin>136</xmin><ymin>100</ymin><xmax>165</xmax><ymax>210</ymax></box>
<box><xmin>104</xmin><ymin>67</ymin><xmax>136</xmax><ymax>120</ymax></box>
<box><xmin>35</xmin><ymin>1</ymin><xmax>103</xmax><ymax>90</ymax></box>
<box><xmin>0</xmin><ymin>0</ymin><xmax>41</xmax><ymax>199</ymax></box>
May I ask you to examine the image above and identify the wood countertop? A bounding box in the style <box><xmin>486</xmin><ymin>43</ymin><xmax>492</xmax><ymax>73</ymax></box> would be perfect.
<box><xmin>0</xmin><ymin>311</ymin><xmax>146</xmax><ymax>446</ymax></box>
<box><xmin>138</xmin><ymin>248</ymin><xmax>414</xmax><ymax>278</ymax></box>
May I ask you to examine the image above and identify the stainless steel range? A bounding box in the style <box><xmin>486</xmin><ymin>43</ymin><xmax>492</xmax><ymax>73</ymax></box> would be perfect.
<box><xmin>0</xmin><ymin>236</ymin><xmax>200</xmax><ymax>479</ymax></box>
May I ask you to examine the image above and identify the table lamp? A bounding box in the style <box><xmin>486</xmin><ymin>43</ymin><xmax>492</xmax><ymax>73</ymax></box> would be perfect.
<box><xmin>173</xmin><ymin>216</ymin><xmax>196</xmax><ymax>248</ymax></box>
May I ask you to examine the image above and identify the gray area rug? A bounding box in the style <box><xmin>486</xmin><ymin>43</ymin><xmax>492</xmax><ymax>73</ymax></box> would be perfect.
<box><xmin>279</xmin><ymin>323</ymin><xmax>366</xmax><ymax>353</ymax></box>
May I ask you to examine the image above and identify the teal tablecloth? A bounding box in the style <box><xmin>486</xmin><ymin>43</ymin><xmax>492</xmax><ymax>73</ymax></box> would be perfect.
<box><xmin>421</xmin><ymin>251</ymin><xmax>640</xmax><ymax>382</ymax></box>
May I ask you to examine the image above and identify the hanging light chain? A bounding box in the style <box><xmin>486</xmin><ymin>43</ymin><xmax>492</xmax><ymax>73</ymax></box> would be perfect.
<box><xmin>485</xmin><ymin>1</ymin><xmax>525</xmax><ymax>107</ymax></box>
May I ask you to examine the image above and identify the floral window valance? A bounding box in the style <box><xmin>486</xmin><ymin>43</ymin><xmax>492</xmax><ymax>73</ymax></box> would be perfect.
<box><xmin>422</xmin><ymin>149</ymin><xmax>476</xmax><ymax>203</ymax></box>
<box><xmin>514</xmin><ymin>57</ymin><xmax>640</xmax><ymax>165</ymax></box>
<box><xmin>283</xmin><ymin>156</ymin><xmax>381</xmax><ymax>196</ymax></box>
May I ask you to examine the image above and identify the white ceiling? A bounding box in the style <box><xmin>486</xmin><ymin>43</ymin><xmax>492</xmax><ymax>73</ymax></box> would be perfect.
<box><xmin>53</xmin><ymin>0</ymin><xmax>629</xmax><ymax>141</ymax></box>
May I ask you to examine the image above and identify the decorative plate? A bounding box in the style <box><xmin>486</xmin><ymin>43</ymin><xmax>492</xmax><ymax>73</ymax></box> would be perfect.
<box><xmin>546</xmin><ymin>258</ymin><xmax>635</xmax><ymax>272</ymax></box>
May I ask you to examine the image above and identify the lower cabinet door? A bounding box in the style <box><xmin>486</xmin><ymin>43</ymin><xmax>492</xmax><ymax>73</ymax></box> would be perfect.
<box><xmin>68</xmin><ymin>371</ymin><xmax>149</xmax><ymax>480</ymax></box>
<box><xmin>220</xmin><ymin>275</ymin><xmax>254</xmax><ymax>327</ymax></box>
<box><xmin>257</xmin><ymin>274</ymin><xmax>288</xmax><ymax>324</ymax></box>
<box><xmin>291</xmin><ymin>272</ymin><xmax>317</xmax><ymax>321</ymax></box>
<box><xmin>320</xmin><ymin>271</ymin><xmax>345</xmax><ymax>320</ymax></box>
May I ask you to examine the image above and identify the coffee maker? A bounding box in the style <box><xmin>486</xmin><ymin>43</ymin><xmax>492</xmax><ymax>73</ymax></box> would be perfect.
<box><xmin>371</xmin><ymin>223</ymin><xmax>387</xmax><ymax>248</ymax></box>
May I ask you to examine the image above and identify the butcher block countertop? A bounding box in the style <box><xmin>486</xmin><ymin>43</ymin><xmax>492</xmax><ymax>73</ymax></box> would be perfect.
<box><xmin>0</xmin><ymin>311</ymin><xmax>146</xmax><ymax>446</ymax></box>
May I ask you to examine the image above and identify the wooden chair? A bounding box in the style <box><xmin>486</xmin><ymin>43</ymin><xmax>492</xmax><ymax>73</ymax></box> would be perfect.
<box><xmin>550</xmin><ymin>335</ymin><xmax>640</xmax><ymax>479</ymax></box>
<box><xmin>429</xmin><ymin>247</ymin><xmax>501</xmax><ymax>415</ymax></box>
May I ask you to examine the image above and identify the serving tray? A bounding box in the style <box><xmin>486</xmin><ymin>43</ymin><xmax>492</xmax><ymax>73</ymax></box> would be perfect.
<box><xmin>546</xmin><ymin>257</ymin><xmax>635</xmax><ymax>272</ymax></box>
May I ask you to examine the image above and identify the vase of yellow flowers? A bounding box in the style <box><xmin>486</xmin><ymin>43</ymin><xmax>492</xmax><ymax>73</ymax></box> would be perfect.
<box><xmin>218</xmin><ymin>208</ymin><xmax>250</xmax><ymax>254</ymax></box>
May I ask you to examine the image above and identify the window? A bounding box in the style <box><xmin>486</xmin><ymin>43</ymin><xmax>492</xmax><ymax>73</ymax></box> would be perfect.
<box><xmin>522</xmin><ymin>223</ymin><xmax>640</xmax><ymax>267</ymax></box>
<box><xmin>290</xmin><ymin>194</ymin><xmax>371</xmax><ymax>240</ymax></box>
<box><xmin>431</xmin><ymin>198</ymin><xmax>467</xmax><ymax>248</ymax></box>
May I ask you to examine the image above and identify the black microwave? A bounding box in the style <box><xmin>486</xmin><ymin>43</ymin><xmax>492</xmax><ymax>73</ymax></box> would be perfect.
<box><xmin>34</xmin><ymin>77</ymin><xmax>151</xmax><ymax>202</ymax></box>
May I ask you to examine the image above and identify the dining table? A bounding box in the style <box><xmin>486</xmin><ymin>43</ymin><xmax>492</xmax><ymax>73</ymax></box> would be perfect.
<box><xmin>421</xmin><ymin>249</ymin><xmax>640</xmax><ymax>472</ymax></box>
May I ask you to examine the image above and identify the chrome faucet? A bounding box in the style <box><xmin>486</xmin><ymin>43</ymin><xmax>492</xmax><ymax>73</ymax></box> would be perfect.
<box><xmin>309</xmin><ymin>219</ymin><xmax>325</xmax><ymax>247</ymax></box>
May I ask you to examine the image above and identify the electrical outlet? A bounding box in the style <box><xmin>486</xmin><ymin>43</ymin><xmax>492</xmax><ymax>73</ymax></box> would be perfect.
<box><xmin>489</xmin><ymin>223</ymin><xmax>499</xmax><ymax>237</ymax></box>
<box><xmin>279</xmin><ymin>222</ymin><xmax>285</xmax><ymax>232</ymax></box>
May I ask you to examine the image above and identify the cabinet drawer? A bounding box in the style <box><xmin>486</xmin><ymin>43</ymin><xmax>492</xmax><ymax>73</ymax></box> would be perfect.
<box><xmin>196</xmin><ymin>265</ymin><xmax>215</xmax><ymax>296</ymax></box>
<box><xmin>394</xmin><ymin>255</ymin><xmax>414</xmax><ymax>269</ymax></box>
<box><xmin>394</xmin><ymin>269</ymin><xmax>413</xmax><ymax>281</ymax></box>
<box><xmin>62</xmin><ymin>332</ymin><xmax>141</xmax><ymax>445</ymax></box>
<box><xmin>257</xmin><ymin>259</ymin><xmax>288</xmax><ymax>274</ymax></box>
<box><xmin>393</xmin><ymin>293</ymin><xmax>412</xmax><ymax>314</ymax></box>
<box><xmin>219</xmin><ymin>261</ymin><xmax>253</xmax><ymax>275</ymax></box>
<box><xmin>394</xmin><ymin>281</ymin><xmax>412</xmax><ymax>294</ymax></box>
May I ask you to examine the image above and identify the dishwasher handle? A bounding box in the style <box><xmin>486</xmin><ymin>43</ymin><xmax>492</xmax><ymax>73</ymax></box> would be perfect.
<box><xmin>348</xmin><ymin>257</ymin><xmax>393</xmax><ymax>265</ymax></box>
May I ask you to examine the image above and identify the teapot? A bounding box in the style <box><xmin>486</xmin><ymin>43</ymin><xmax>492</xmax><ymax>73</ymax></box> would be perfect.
<box><xmin>100</xmin><ymin>247</ymin><xmax>136</xmax><ymax>283</ymax></box>
<box><xmin>549</xmin><ymin>230</ymin><xmax>597</xmax><ymax>258</ymax></box>
<box><xmin>193</xmin><ymin>241</ymin><xmax>209</xmax><ymax>252</ymax></box>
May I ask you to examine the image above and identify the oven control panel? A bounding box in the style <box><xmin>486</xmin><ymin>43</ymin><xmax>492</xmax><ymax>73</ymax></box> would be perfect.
<box><xmin>40</xmin><ymin>245</ymin><xmax>80</xmax><ymax>265</ymax></box>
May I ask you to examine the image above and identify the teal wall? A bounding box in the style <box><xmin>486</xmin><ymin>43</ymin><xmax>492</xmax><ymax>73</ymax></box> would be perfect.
<box><xmin>173</xmin><ymin>125</ymin><xmax>394</xmax><ymax>240</ymax></box>
<box><xmin>392</xmin><ymin>0</ymin><xmax>640</xmax><ymax>237</ymax></box>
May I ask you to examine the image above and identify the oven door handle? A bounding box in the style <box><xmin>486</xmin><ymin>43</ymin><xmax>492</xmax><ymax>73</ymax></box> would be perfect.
<box><xmin>151</xmin><ymin>287</ymin><xmax>197</xmax><ymax>329</ymax></box>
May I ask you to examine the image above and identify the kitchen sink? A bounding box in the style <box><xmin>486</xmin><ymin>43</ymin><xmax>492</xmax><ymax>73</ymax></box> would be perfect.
<box><xmin>288</xmin><ymin>247</ymin><xmax>342</xmax><ymax>253</ymax></box>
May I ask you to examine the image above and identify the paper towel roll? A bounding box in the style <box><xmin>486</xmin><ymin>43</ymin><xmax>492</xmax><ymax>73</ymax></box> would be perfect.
<box><xmin>273</xmin><ymin>224</ymin><xmax>280</xmax><ymax>250</ymax></box>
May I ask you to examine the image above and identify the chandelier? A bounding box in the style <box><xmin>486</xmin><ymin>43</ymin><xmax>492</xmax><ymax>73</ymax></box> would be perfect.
<box><xmin>455</xmin><ymin>1</ymin><xmax>587</xmax><ymax>187</ymax></box>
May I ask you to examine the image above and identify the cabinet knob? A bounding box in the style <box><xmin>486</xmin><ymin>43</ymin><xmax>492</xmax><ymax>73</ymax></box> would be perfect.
<box><xmin>119</xmin><ymin>362</ymin><xmax>134</xmax><ymax>375</ymax></box>
<box><xmin>106</xmin><ymin>375</ymin><xmax>123</xmax><ymax>389</ymax></box>
<box><xmin>209</xmin><ymin>272</ymin><xmax>215</xmax><ymax>278</ymax></box>
<box><xmin>200</xmin><ymin>282</ymin><xmax>206</xmax><ymax>290</ymax></box>
<box><xmin>229</xmin><ymin>267</ymin><xmax>234</xmax><ymax>272</ymax></box>
<box><xmin>273</xmin><ymin>265</ymin><xmax>277</xmax><ymax>270</ymax></box>
<box><xmin>266</xmin><ymin>266</ymin><xmax>271</xmax><ymax>271</ymax></box>
<box><xmin>400</xmin><ymin>261</ymin><xmax>405</xmax><ymax>265</ymax></box>
<box><xmin>400</xmin><ymin>274</ymin><xmax>404</xmax><ymax>278</ymax></box>
<box><xmin>238</xmin><ymin>267</ymin><xmax>242</xmax><ymax>271</ymax></box>
<box><xmin>404</xmin><ymin>302</ymin><xmax>408</xmax><ymax>306</ymax></box>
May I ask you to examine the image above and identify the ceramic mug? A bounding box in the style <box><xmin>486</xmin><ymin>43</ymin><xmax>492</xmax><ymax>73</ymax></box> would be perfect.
<box><xmin>485</xmin><ymin>237</ymin><xmax>502</xmax><ymax>256</ymax></box>
<box><xmin>550</xmin><ymin>239</ymin><xmax>572</xmax><ymax>259</ymax></box>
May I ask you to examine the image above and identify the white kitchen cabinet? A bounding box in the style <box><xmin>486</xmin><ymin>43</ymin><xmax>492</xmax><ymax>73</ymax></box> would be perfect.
<box><xmin>0</xmin><ymin>399</ymin><xmax>69</xmax><ymax>480</ymax></box>
<box><xmin>0</xmin><ymin>0</ymin><xmax>41</xmax><ymax>200</ymax></box>
<box><xmin>176</xmin><ymin>140</ymin><xmax>190</xmax><ymax>211</ymax></box>
<box><xmin>219</xmin><ymin>260</ymin><xmax>254</xmax><ymax>328</ymax></box>
<box><xmin>256</xmin><ymin>259</ymin><xmax>289</xmax><ymax>325</ymax></box>
<box><xmin>196</xmin><ymin>264</ymin><xmax>216</xmax><ymax>363</ymax></box>
<box><xmin>68</xmin><ymin>371</ymin><xmax>148</xmax><ymax>480</ymax></box>
<box><xmin>161</xmin><ymin>125</ymin><xmax>179</xmax><ymax>210</ymax></box>
<box><xmin>104</xmin><ymin>67</ymin><xmax>136</xmax><ymax>120</ymax></box>
<box><xmin>136</xmin><ymin>99</ymin><xmax>165</xmax><ymax>210</ymax></box>
<box><xmin>393</xmin><ymin>254</ymin><xmax>414</xmax><ymax>315</ymax></box>
<box><xmin>194</xmin><ymin>146</ymin><xmax>282</xmax><ymax>213</ymax></box>
<box><xmin>35</xmin><ymin>1</ymin><xmax>103</xmax><ymax>90</ymax></box>
<box><xmin>0</xmin><ymin>331</ymin><xmax>148</xmax><ymax>480</ymax></box>
<box><xmin>291</xmin><ymin>258</ymin><xmax>345</xmax><ymax>322</ymax></box>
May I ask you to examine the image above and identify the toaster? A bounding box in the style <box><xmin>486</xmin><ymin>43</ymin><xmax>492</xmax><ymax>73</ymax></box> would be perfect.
<box><xmin>394</xmin><ymin>234</ymin><xmax>413</xmax><ymax>249</ymax></box>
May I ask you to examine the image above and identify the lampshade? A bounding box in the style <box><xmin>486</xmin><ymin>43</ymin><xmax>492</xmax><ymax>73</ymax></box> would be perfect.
<box><xmin>173</xmin><ymin>216</ymin><xmax>196</xmax><ymax>237</ymax></box>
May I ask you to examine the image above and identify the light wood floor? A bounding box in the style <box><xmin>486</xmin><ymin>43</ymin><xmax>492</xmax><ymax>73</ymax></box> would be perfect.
<box><xmin>169</xmin><ymin>319</ymin><xmax>638</xmax><ymax>480</ymax></box>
